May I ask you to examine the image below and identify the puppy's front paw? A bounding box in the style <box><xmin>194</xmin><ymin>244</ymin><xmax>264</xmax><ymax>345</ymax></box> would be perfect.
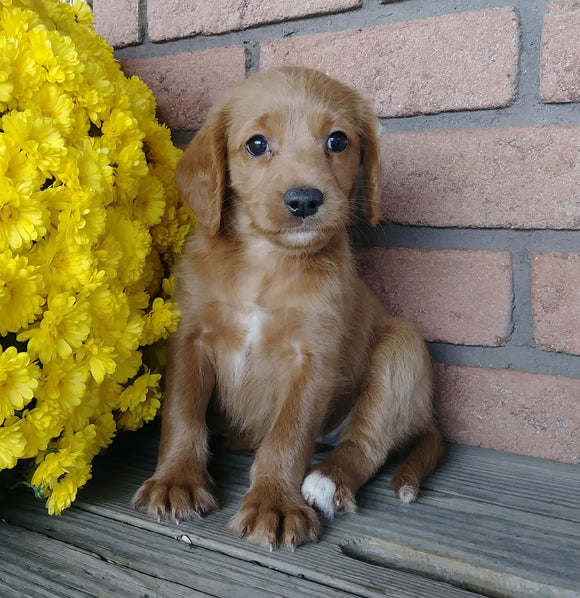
<box><xmin>229</xmin><ymin>483</ymin><xmax>322</xmax><ymax>550</ymax></box>
<box><xmin>132</xmin><ymin>474</ymin><xmax>218</xmax><ymax>523</ymax></box>
<box><xmin>301</xmin><ymin>470</ymin><xmax>356</xmax><ymax>518</ymax></box>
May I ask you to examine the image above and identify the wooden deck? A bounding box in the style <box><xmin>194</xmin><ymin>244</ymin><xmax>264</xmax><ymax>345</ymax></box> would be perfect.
<box><xmin>1</xmin><ymin>423</ymin><xmax>579</xmax><ymax>598</ymax></box>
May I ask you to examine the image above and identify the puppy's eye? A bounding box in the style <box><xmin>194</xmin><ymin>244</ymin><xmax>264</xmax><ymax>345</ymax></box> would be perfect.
<box><xmin>327</xmin><ymin>131</ymin><xmax>348</xmax><ymax>153</ymax></box>
<box><xmin>246</xmin><ymin>135</ymin><xmax>269</xmax><ymax>157</ymax></box>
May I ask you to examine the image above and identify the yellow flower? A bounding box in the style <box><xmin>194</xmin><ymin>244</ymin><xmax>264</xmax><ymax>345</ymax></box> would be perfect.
<box><xmin>117</xmin><ymin>392</ymin><xmax>161</xmax><ymax>431</ymax></box>
<box><xmin>84</xmin><ymin>281</ymin><xmax>113</xmax><ymax>322</ymax></box>
<box><xmin>119</xmin><ymin>76</ymin><xmax>156</xmax><ymax>120</ymax></box>
<box><xmin>47</xmin><ymin>186</ymin><xmax>107</xmax><ymax>246</ymax></box>
<box><xmin>0</xmin><ymin>345</ymin><xmax>40</xmax><ymax>423</ymax></box>
<box><xmin>141</xmin><ymin>297</ymin><xmax>180</xmax><ymax>346</ymax></box>
<box><xmin>93</xmin><ymin>411</ymin><xmax>116</xmax><ymax>449</ymax></box>
<box><xmin>44</xmin><ymin>0</ymin><xmax>94</xmax><ymax>30</ymax></box>
<box><xmin>68</xmin><ymin>0</ymin><xmax>94</xmax><ymax>27</ymax></box>
<box><xmin>0</xmin><ymin>177</ymin><xmax>47</xmax><ymax>251</ymax></box>
<box><xmin>0</xmin><ymin>0</ymin><xmax>195</xmax><ymax>513</ymax></box>
<box><xmin>29</xmin><ymin>227</ymin><xmax>94</xmax><ymax>292</ymax></box>
<box><xmin>88</xmin><ymin>284</ymin><xmax>130</xmax><ymax>346</ymax></box>
<box><xmin>0</xmin><ymin>51</ymin><xmax>14</xmax><ymax>111</ymax></box>
<box><xmin>141</xmin><ymin>248</ymin><xmax>163</xmax><ymax>296</ymax></box>
<box><xmin>76</xmin><ymin>335</ymin><xmax>116</xmax><ymax>383</ymax></box>
<box><xmin>161</xmin><ymin>275</ymin><xmax>177</xmax><ymax>297</ymax></box>
<box><xmin>1</xmin><ymin>109</ymin><xmax>66</xmax><ymax>177</ymax></box>
<box><xmin>113</xmin><ymin>140</ymin><xmax>149</xmax><ymax>200</ymax></box>
<box><xmin>0</xmin><ymin>418</ymin><xmax>26</xmax><ymax>470</ymax></box>
<box><xmin>58</xmin><ymin>423</ymin><xmax>97</xmax><ymax>455</ymax></box>
<box><xmin>0</xmin><ymin>249</ymin><xmax>45</xmax><ymax>334</ymax></box>
<box><xmin>25</xmin><ymin>83</ymin><xmax>76</xmax><ymax>136</ymax></box>
<box><xmin>0</xmin><ymin>132</ymin><xmax>41</xmax><ymax>188</ymax></box>
<box><xmin>93</xmin><ymin>233</ymin><xmax>122</xmax><ymax>280</ymax></box>
<box><xmin>127</xmin><ymin>288</ymin><xmax>150</xmax><ymax>311</ymax></box>
<box><xmin>32</xmin><ymin>423</ymin><xmax>96</xmax><ymax>494</ymax></box>
<box><xmin>114</xmin><ymin>312</ymin><xmax>144</xmax><ymax>359</ymax></box>
<box><xmin>73</xmin><ymin>59</ymin><xmax>113</xmax><ymax>124</ymax></box>
<box><xmin>106</xmin><ymin>211</ymin><xmax>150</xmax><ymax>286</ymax></box>
<box><xmin>0</xmin><ymin>17</ymin><xmax>43</xmax><ymax>103</ymax></box>
<box><xmin>55</xmin><ymin>137</ymin><xmax>114</xmax><ymax>199</ymax></box>
<box><xmin>38</xmin><ymin>358</ymin><xmax>88</xmax><ymax>404</ymax></box>
<box><xmin>20</xmin><ymin>400</ymin><xmax>63</xmax><ymax>458</ymax></box>
<box><xmin>95</xmin><ymin>380</ymin><xmax>122</xmax><ymax>413</ymax></box>
<box><xmin>141</xmin><ymin>118</ymin><xmax>181</xmax><ymax>170</ymax></box>
<box><xmin>0</xmin><ymin>5</ymin><xmax>41</xmax><ymax>41</ymax></box>
<box><xmin>74</xmin><ymin>137</ymin><xmax>114</xmax><ymax>196</ymax></box>
<box><xmin>18</xmin><ymin>291</ymin><xmax>91</xmax><ymax>364</ymax></box>
<box><xmin>28</xmin><ymin>26</ymin><xmax>80</xmax><ymax>87</ymax></box>
<box><xmin>119</xmin><ymin>370</ymin><xmax>162</xmax><ymax>412</ymax></box>
<box><xmin>45</xmin><ymin>466</ymin><xmax>88</xmax><ymax>515</ymax></box>
<box><xmin>31</xmin><ymin>451</ymin><xmax>68</xmax><ymax>490</ymax></box>
<box><xmin>101</xmin><ymin>108</ymin><xmax>143</xmax><ymax>154</ymax></box>
<box><xmin>152</xmin><ymin>200</ymin><xmax>195</xmax><ymax>260</ymax></box>
<box><xmin>133</xmin><ymin>172</ymin><xmax>166</xmax><ymax>227</ymax></box>
<box><xmin>110</xmin><ymin>350</ymin><xmax>142</xmax><ymax>385</ymax></box>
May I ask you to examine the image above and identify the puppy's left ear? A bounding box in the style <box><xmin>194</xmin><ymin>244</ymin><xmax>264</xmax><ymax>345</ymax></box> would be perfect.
<box><xmin>176</xmin><ymin>103</ymin><xmax>230</xmax><ymax>236</ymax></box>
<box><xmin>357</xmin><ymin>102</ymin><xmax>382</xmax><ymax>226</ymax></box>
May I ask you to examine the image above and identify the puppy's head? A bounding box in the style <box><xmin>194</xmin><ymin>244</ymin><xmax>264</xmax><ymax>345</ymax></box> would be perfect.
<box><xmin>176</xmin><ymin>67</ymin><xmax>381</xmax><ymax>251</ymax></box>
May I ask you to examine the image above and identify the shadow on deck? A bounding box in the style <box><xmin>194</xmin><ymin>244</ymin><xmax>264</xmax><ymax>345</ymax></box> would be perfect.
<box><xmin>1</xmin><ymin>423</ymin><xmax>579</xmax><ymax>598</ymax></box>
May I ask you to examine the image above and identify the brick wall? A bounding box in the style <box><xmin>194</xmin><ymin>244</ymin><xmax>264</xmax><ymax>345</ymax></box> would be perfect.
<box><xmin>93</xmin><ymin>0</ymin><xmax>580</xmax><ymax>464</ymax></box>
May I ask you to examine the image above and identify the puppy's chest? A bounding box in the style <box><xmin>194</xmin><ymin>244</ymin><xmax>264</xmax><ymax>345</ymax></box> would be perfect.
<box><xmin>227</xmin><ymin>303</ymin><xmax>270</xmax><ymax>381</ymax></box>
<box><xmin>205</xmin><ymin>300</ymin><xmax>306</xmax><ymax>390</ymax></box>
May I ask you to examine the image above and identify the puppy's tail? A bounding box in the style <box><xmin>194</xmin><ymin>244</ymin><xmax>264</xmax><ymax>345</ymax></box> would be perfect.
<box><xmin>391</xmin><ymin>423</ymin><xmax>445</xmax><ymax>504</ymax></box>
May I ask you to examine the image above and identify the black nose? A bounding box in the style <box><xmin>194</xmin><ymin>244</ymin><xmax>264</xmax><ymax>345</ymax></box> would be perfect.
<box><xmin>283</xmin><ymin>187</ymin><xmax>323</xmax><ymax>219</ymax></box>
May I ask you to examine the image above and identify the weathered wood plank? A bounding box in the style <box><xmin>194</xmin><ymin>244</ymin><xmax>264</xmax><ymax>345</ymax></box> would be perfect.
<box><xmin>3</xmin><ymin>424</ymin><xmax>578</xmax><ymax>598</ymax></box>
<box><xmin>3</xmin><ymin>493</ymin><xmax>405</xmax><ymax>598</ymax></box>
<box><xmin>78</xmin><ymin>426</ymin><xmax>579</xmax><ymax>598</ymax></box>
<box><xmin>3</xmin><ymin>489</ymin><xmax>478</xmax><ymax>598</ymax></box>
<box><xmin>0</xmin><ymin>522</ymin><xmax>207</xmax><ymax>598</ymax></box>
<box><xmin>341</xmin><ymin>537</ymin><xmax>578</xmax><ymax>598</ymax></box>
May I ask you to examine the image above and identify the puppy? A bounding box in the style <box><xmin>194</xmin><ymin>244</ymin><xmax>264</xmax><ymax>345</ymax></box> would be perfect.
<box><xmin>133</xmin><ymin>66</ymin><xmax>444</xmax><ymax>550</ymax></box>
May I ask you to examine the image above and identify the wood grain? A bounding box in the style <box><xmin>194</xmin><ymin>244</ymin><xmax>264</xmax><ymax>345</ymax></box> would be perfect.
<box><xmin>2</xmin><ymin>425</ymin><xmax>578</xmax><ymax>598</ymax></box>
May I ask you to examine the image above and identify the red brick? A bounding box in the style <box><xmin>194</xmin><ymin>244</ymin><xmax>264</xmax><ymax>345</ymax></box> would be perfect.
<box><xmin>381</xmin><ymin>126</ymin><xmax>580</xmax><ymax>229</ymax></box>
<box><xmin>540</xmin><ymin>1</ymin><xmax>580</xmax><ymax>103</ymax></box>
<box><xmin>260</xmin><ymin>8</ymin><xmax>518</xmax><ymax>117</ymax></box>
<box><xmin>357</xmin><ymin>248</ymin><xmax>512</xmax><ymax>346</ymax></box>
<box><xmin>435</xmin><ymin>364</ymin><xmax>580</xmax><ymax>464</ymax></box>
<box><xmin>121</xmin><ymin>48</ymin><xmax>247</xmax><ymax>130</ymax></box>
<box><xmin>531</xmin><ymin>253</ymin><xmax>580</xmax><ymax>355</ymax></box>
<box><xmin>147</xmin><ymin>0</ymin><xmax>361</xmax><ymax>43</ymax></box>
<box><xmin>93</xmin><ymin>0</ymin><xmax>140</xmax><ymax>48</ymax></box>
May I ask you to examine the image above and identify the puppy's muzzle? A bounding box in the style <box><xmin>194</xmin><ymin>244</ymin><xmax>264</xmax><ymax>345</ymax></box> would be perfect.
<box><xmin>284</xmin><ymin>187</ymin><xmax>323</xmax><ymax>219</ymax></box>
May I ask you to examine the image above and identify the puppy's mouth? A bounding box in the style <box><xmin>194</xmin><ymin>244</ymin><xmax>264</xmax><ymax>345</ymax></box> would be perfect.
<box><xmin>279</xmin><ymin>227</ymin><xmax>320</xmax><ymax>247</ymax></box>
<box><xmin>252</xmin><ymin>218</ymin><xmax>331</xmax><ymax>252</ymax></box>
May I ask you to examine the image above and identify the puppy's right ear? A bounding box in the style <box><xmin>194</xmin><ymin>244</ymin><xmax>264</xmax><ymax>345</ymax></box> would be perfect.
<box><xmin>176</xmin><ymin>105</ymin><xmax>230</xmax><ymax>236</ymax></box>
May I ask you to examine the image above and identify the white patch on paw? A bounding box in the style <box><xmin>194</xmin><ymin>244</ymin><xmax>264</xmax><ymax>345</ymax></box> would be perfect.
<box><xmin>398</xmin><ymin>484</ymin><xmax>418</xmax><ymax>505</ymax></box>
<box><xmin>301</xmin><ymin>472</ymin><xmax>337</xmax><ymax>518</ymax></box>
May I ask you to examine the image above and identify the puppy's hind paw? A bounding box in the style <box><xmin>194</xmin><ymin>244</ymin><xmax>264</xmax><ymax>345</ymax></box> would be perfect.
<box><xmin>301</xmin><ymin>471</ymin><xmax>356</xmax><ymax>519</ymax></box>
<box><xmin>397</xmin><ymin>484</ymin><xmax>418</xmax><ymax>505</ymax></box>
<box><xmin>301</xmin><ymin>472</ymin><xmax>337</xmax><ymax>518</ymax></box>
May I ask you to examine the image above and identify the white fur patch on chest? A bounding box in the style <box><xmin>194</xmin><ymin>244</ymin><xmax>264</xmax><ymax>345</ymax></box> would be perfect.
<box><xmin>228</xmin><ymin>303</ymin><xmax>268</xmax><ymax>384</ymax></box>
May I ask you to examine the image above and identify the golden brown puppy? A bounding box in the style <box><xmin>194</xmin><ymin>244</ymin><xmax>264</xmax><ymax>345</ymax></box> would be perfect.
<box><xmin>133</xmin><ymin>66</ymin><xmax>444</xmax><ymax>550</ymax></box>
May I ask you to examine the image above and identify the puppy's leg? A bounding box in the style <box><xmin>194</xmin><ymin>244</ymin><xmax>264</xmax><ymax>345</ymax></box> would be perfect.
<box><xmin>302</xmin><ymin>318</ymin><xmax>444</xmax><ymax>517</ymax></box>
<box><xmin>132</xmin><ymin>329</ymin><xmax>218</xmax><ymax>522</ymax></box>
<box><xmin>228</xmin><ymin>363</ymin><xmax>328</xmax><ymax>550</ymax></box>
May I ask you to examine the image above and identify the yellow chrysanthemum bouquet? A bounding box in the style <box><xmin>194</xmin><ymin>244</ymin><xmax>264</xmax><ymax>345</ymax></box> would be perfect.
<box><xmin>0</xmin><ymin>0</ymin><xmax>195</xmax><ymax>514</ymax></box>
